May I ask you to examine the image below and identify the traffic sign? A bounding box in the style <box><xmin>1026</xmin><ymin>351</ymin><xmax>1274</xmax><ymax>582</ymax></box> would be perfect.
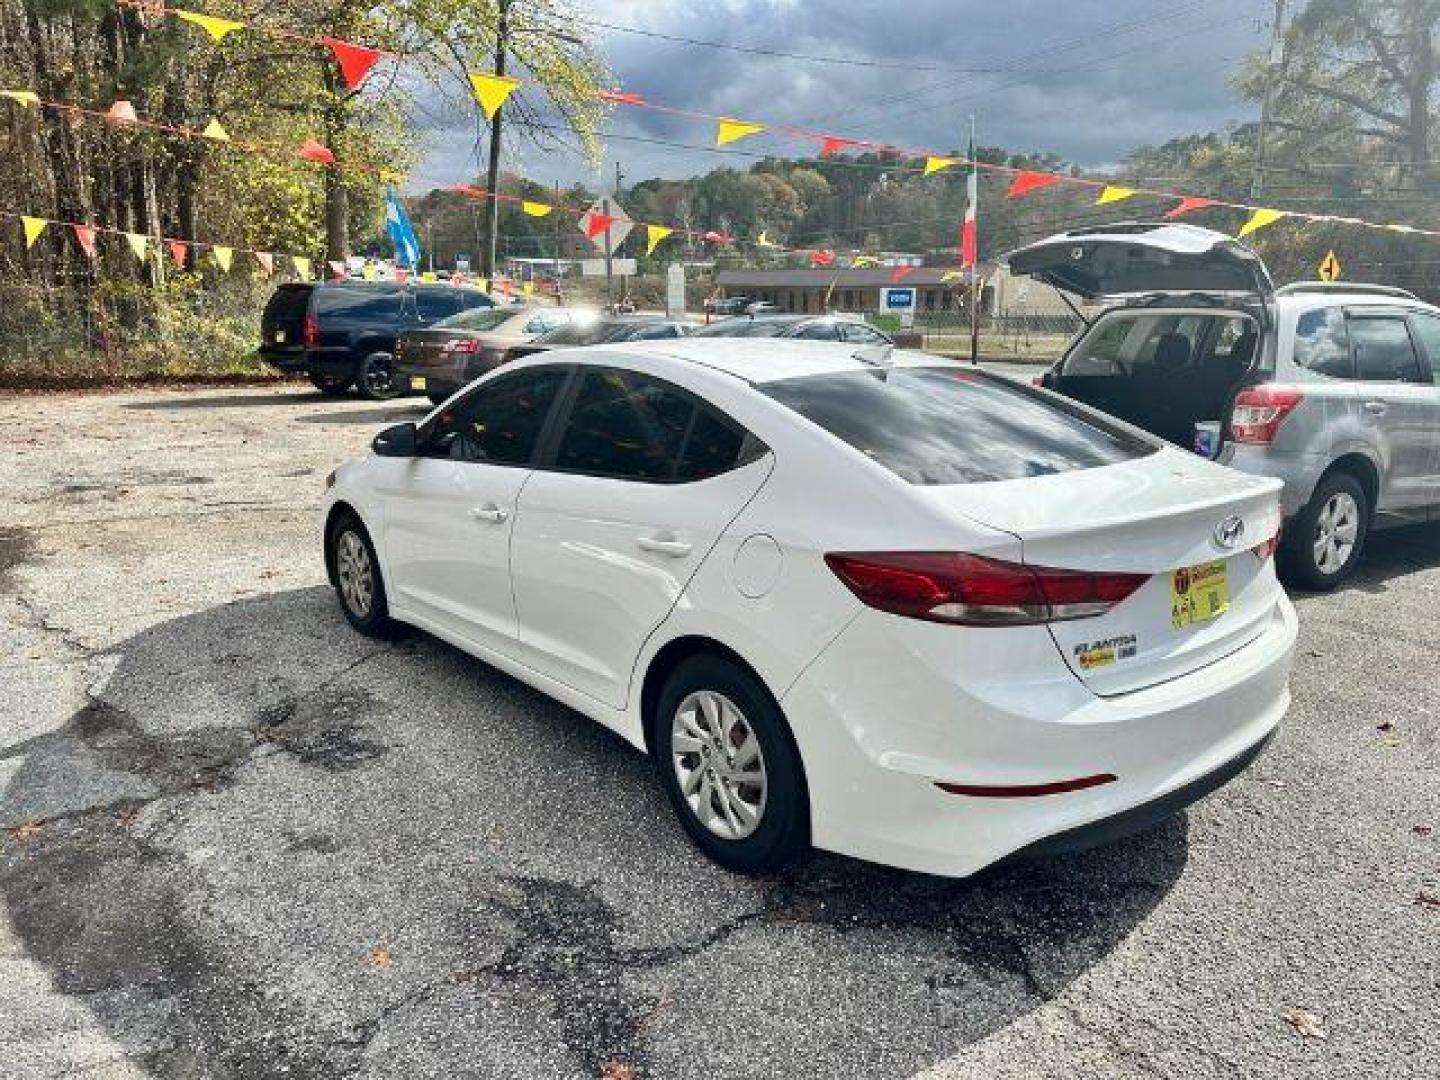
<box><xmin>1318</xmin><ymin>250</ymin><xmax>1342</xmax><ymax>282</ymax></box>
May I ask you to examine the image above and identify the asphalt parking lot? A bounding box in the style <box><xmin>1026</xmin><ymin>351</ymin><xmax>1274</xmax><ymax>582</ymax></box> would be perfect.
<box><xmin>1</xmin><ymin>382</ymin><xmax>1436</xmax><ymax>1080</ymax></box>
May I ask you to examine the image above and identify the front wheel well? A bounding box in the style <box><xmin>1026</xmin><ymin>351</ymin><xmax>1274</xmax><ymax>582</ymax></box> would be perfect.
<box><xmin>322</xmin><ymin>501</ymin><xmax>365</xmax><ymax>586</ymax></box>
<box><xmin>639</xmin><ymin>636</ymin><xmax>774</xmax><ymax>758</ymax></box>
<box><xmin>1320</xmin><ymin>453</ymin><xmax>1380</xmax><ymax>520</ymax></box>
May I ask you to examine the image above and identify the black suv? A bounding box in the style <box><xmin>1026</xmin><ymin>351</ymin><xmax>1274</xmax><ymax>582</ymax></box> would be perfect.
<box><xmin>259</xmin><ymin>281</ymin><xmax>495</xmax><ymax>399</ymax></box>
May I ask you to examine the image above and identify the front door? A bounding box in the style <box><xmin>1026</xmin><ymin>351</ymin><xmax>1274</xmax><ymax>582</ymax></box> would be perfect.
<box><xmin>1346</xmin><ymin>312</ymin><xmax>1439</xmax><ymax>512</ymax></box>
<box><xmin>1402</xmin><ymin>311</ymin><xmax>1440</xmax><ymax>510</ymax></box>
<box><xmin>510</xmin><ymin>368</ymin><xmax>771</xmax><ymax>708</ymax></box>
<box><xmin>380</xmin><ymin>365</ymin><xmax>569</xmax><ymax>650</ymax></box>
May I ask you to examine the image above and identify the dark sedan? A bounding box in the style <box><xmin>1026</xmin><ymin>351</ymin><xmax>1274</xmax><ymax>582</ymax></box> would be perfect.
<box><xmin>693</xmin><ymin>314</ymin><xmax>893</xmax><ymax>344</ymax></box>
<box><xmin>393</xmin><ymin>305</ymin><xmax>585</xmax><ymax>403</ymax></box>
<box><xmin>505</xmin><ymin>315</ymin><xmax>697</xmax><ymax>361</ymax></box>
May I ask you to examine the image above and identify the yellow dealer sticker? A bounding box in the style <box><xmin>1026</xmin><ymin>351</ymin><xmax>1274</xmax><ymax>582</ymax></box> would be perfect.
<box><xmin>1171</xmin><ymin>560</ymin><xmax>1229</xmax><ymax>630</ymax></box>
<box><xmin>1074</xmin><ymin>633</ymin><xmax>1138</xmax><ymax>670</ymax></box>
<box><xmin>410</xmin><ymin>375</ymin><xmax>427</xmax><ymax>390</ymax></box>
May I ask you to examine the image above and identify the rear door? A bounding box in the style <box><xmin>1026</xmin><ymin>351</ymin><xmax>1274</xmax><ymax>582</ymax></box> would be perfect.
<box><xmin>1346</xmin><ymin>309</ymin><xmax>1436</xmax><ymax>511</ymax></box>
<box><xmin>1400</xmin><ymin>310</ymin><xmax>1440</xmax><ymax>507</ymax></box>
<box><xmin>509</xmin><ymin>368</ymin><xmax>772</xmax><ymax>707</ymax></box>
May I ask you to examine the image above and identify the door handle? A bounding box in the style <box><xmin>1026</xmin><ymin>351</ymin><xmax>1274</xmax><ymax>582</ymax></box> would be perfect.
<box><xmin>469</xmin><ymin>503</ymin><xmax>509</xmax><ymax>524</ymax></box>
<box><xmin>1363</xmin><ymin>400</ymin><xmax>1388</xmax><ymax>415</ymax></box>
<box><xmin>636</xmin><ymin>535</ymin><xmax>693</xmax><ymax>558</ymax></box>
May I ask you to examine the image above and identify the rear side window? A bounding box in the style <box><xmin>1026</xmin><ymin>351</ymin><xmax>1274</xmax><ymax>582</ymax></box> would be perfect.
<box><xmin>552</xmin><ymin>370</ymin><xmax>758</xmax><ymax>482</ymax></box>
<box><xmin>416</xmin><ymin>289</ymin><xmax>462</xmax><ymax>322</ymax></box>
<box><xmin>1292</xmin><ymin>308</ymin><xmax>1353</xmax><ymax>378</ymax></box>
<box><xmin>314</xmin><ymin>286</ymin><xmax>403</xmax><ymax>320</ymax></box>
<box><xmin>264</xmin><ymin>285</ymin><xmax>312</xmax><ymax>325</ymax></box>
<box><xmin>1351</xmin><ymin>316</ymin><xmax>1424</xmax><ymax>383</ymax></box>
<box><xmin>762</xmin><ymin>367</ymin><xmax>1156</xmax><ymax>486</ymax></box>
<box><xmin>1407</xmin><ymin>314</ymin><xmax>1440</xmax><ymax>381</ymax></box>
<box><xmin>439</xmin><ymin>307</ymin><xmax>513</xmax><ymax>331</ymax></box>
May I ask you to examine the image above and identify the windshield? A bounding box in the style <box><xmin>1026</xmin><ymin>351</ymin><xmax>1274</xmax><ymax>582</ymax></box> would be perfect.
<box><xmin>693</xmin><ymin>319</ymin><xmax>792</xmax><ymax>338</ymax></box>
<box><xmin>762</xmin><ymin>367</ymin><xmax>1156</xmax><ymax>485</ymax></box>
<box><xmin>437</xmin><ymin>307</ymin><xmax>516</xmax><ymax>332</ymax></box>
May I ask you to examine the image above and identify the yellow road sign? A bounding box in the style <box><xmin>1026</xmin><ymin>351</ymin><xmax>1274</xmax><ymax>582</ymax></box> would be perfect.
<box><xmin>1318</xmin><ymin>250</ymin><xmax>1342</xmax><ymax>282</ymax></box>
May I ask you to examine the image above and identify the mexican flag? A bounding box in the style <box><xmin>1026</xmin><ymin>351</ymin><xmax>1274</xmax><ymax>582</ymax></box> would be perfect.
<box><xmin>961</xmin><ymin>135</ymin><xmax>978</xmax><ymax>269</ymax></box>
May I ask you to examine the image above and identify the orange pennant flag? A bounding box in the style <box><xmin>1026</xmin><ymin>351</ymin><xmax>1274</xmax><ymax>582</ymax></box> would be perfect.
<box><xmin>468</xmin><ymin>72</ymin><xmax>520</xmax><ymax>119</ymax></box>
<box><xmin>716</xmin><ymin>118</ymin><xmax>766</xmax><ymax>146</ymax></box>
<box><xmin>582</xmin><ymin>212</ymin><xmax>615</xmax><ymax>240</ymax></box>
<box><xmin>106</xmin><ymin>99</ymin><xmax>138</xmax><ymax>124</ymax></box>
<box><xmin>254</xmin><ymin>251</ymin><xmax>274</xmax><ymax>275</ymax></box>
<box><xmin>72</xmin><ymin>224</ymin><xmax>97</xmax><ymax>258</ymax></box>
<box><xmin>1165</xmin><ymin>196</ymin><xmax>1218</xmax><ymax>219</ymax></box>
<box><xmin>297</xmin><ymin>139</ymin><xmax>336</xmax><ymax>164</ymax></box>
<box><xmin>1006</xmin><ymin>170</ymin><xmax>1063</xmax><ymax>198</ymax></box>
<box><xmin>169</xmin><ymin>240</ymin><xmax>189</xmax><ymax>268</ymax></box>
<box><xmin>323</xmin><ymin>38</ymin><xmax>384</xmax><ymax>90</ymax></box>
<box><xmin>329</xmin><ymin>260</ymin><xmax>347</xmax><ymax>279</ymax></box>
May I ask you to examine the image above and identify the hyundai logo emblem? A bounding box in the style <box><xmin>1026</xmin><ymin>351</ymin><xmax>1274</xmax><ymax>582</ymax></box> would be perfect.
<box><xmin>1214</xmin><ymin>515</ymin><xmax>1246</xmax><ymax>549</ymax></box>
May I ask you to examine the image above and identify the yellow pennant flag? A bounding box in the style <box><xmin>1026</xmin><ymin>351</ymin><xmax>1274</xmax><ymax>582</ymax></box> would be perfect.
<box><xmin>212</xmin><ymin>245</ymin><xmax>233</xmax><ymax>272</ymax></box>
<box><xmin>21</xmin><ymin>216</ymin><xmax>46</xmax><ymax>249</ymax></box>
<box><xmin>756</xmin><ymin>230</ymin><xmax>777</xmax><ymax>248</ymax></box>
<box><xmin>1095</xmin><ymin>185</ymin><xmax>1137</xmax><ymax>205</ymax></box>
<box><xmin>521</xmin><ymin>201</ymin><xmax>552</xmax><ymax>217</ymax></box>
<box><xmin>201</xmin><ymin>118</ymin><xmax>230</xmax><ymax>141</ymax></box>
<box><xmin>420</xmin><ymin>271</ymin><xmax>436</xmax><ymax>283</ymax></box>
<box><xmin>645</xmin><ymin>224</ymin><xmax>673</xmax><ymax>255</ymax></box>
<box><xmin>362</xmin><ymin>263</ymin><xmax>378</xmax><ymax>280</ymax></box>
<box><xmin>125</xmin><ymin>232</ymin><xmax>148</xmax><ymax>262</ymax></box>
<box><xmin>1</xmin><ymin>90</ymin><xmax>40</xmax><ymax>108</ymax></box>
<box><xmin>175</xmin><ymin>9</ymin><xmax>245</xmax><ymax>42</ymax></box>
<box><xmin>468</xmin><ymin>72</ymin><xmax>520</xmax><ymax>119</ymax></box>
<box><xmin>522</xmin><ymin>281</ymin><xmax>534</xmax><ymax>295</ymax></box>
<box><xmin>1238</xmin><ymin>208</ymin><xmax>1285</xmax><ymax>238</ymax></box>
<box><xmin>716</xmin><ymin>118</ymin><xmax>766</xmax><ymax>146</ymax></box>
<box><xmin>940</xmin><ymin>270</ymin><xmax>965</xmax><ymax>282</ymax></box>
<box><xmin>851</xmin><ymin>256</ymin><xmax>880</xmax><ymax>267</ymax></box>
<box><xmin>292</xmin><ymin>256</ymin><xmax>311</xmax><ymax>280</ymax></box>
<box><xmin>924</xmin><ymin>157</ymin><xmax>958</xmax><ymax>176</ymax></box>
<box><xmin>476</xmin><ymin>277</ymin><xmax>490</xmax><ymax>292</ymax></box>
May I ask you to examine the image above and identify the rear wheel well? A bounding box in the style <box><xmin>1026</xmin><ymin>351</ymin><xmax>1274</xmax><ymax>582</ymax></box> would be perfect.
<box><xmin>1321</xmin><ymin>454</ymin><xmax>1379</xmax><ymax>520</ymax></box>
<box><xmin>640</xmin><ymin>637</ymin><xmax>773</xmax><ymax>758</ymax></box>
<box><xmin>322</xmin><ymin>501</ymin><xmax>364</xmax><ymax>586</ymax></box>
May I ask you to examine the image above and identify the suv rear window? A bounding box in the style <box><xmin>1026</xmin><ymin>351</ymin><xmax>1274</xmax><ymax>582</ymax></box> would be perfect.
<box><xmin>761</xmin><ymin>367</ymin><xmax>1156</xmax><ymax>485</ymax></box>
<box><xmin>314</xmin><ymin>285</ymin><xmax>403</xmax><ymax>319</ymax></box>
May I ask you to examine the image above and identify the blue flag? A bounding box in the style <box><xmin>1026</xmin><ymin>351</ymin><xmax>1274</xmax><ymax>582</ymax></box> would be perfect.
<box><xmin>385</xmin><ymin>187</ymin><xmax>421</xmax><ymax>269</ymax></box>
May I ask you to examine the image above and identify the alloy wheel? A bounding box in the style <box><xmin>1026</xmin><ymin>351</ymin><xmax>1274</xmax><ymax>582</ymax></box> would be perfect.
<box><xmin>671</xmin><ymin>690</ymin><xmax>768</xmax><ymax>841</ymax></box>
<box><xmin>1313</xmin><ymin>490</ymin><xmax>1359</xmax><ymax>576</ymax></box>
<box><xmin>360</xmin><ymin>355</ymin><xmax>397</xmax><ymax>399</ymax></box>
<box><xmin>335</xmin><ymin>529</ymin><xmax>374</xmax><ymax>618</ymax></box>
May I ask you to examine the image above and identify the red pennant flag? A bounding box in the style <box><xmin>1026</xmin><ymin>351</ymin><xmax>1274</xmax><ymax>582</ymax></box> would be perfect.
<box><xmin>394</xmin><ymin>267</ymin><xmax>409</xmax><ymax>283</ymax></box>
<box><xmin>1006</xmin><ymin>170</ymin><xmax>1063</xmax><ymax>199</ymax></box>
<box><xmin>819</xmin><ymin>137</ymin><xmax>857</xmax><ymax>157</ymax></box>
<box><xmin>809</xmin><ymin>249</ymin><xmax>835</xmax><ymax>267</ymax></box>
<box><xmin>254</xmin><ymin>251</ymin><xmax>274</xmax><ymax>275</ymax></box>
<box><xmin>298</xmin><ymin>139</ymin><xmax>336</xmax><ymax>164</ymax></box>
<box><xmin>450</xmin><ymin>183</ymin><xmax>485</xmax><ymax>198</ymax></box>
<box><xmin>597</xmin><ymin>89</ymin><xmax>647</xmax><ymax>107</ymax></box>
<box><xmin>702</xmin><ymin>230</ymin><xmax>732</xmax><ymax>246</ymax></box>
<box><xmin>72</xmin><ymin>224</ymin><xmax>97</xmax><ymax>258</ymax></box>
<box><xmin>329</xmin><ymin>260</ymin><xmax>347</xmax><ymax>279</ymax></box>
<box><xmin>168</xmin><ymin>239</ymin><xmax>188</xmax><ymax>268</ymax></box>
<box><xmin>582</xmin><ymin>212</ymin><xmax>615</xmax><ymax>240</ymax></box>
<box><xmin>323</xmin><ymin>38</ymin><xmax>384</xmax><ymax>90</ymax></box>
<box><xmin>889</xmin><ymin>265</ymin><xmax>916</xmax><ymax>283</ymax></box>
<box><xmin>1165</xmin><ymin>196</ymin><xmax>1219</xmax><ymax>219</ymax></box>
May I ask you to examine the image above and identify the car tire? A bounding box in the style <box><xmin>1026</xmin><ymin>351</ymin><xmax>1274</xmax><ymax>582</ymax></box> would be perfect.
<box><xmin>355</xmin><ymin>351</ymin><xmax>402</xmax><ymax>401</ymax></box>
<box><xmin>1281</xmin><ymin>470</ymin><xmax>1369</xmax><ymax>591</ymax></box>
<box><xmin>328</xmin><ymin>513</ymin><xmax>398</xmax><ymax>637</ymax></box>
<box><xmin>309</xmin><ymin>373</ymin><xmax>353</xmax><ymax>396</ymax></box>
<box><xmin>651</xmin><ymin>654</ymin><xmax>809</xmax><ymax>874</ymax></box>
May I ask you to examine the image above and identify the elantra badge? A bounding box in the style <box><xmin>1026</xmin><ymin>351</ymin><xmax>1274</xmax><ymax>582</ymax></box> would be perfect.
<box><xmin>1214</xmin><ymin>515</ymin><xmax>1246</xmax><ymax>549</ymax></box>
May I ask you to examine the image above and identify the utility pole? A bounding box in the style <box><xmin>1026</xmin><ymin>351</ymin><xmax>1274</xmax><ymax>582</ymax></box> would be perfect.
<box><xmin>553</xmin><ymin>180</ymin><xmax>563</xmax><ymax>303</ymax></box>
<box><xmin>605</xmin><ymin>160</ymin><xmax>623</xmax><ymax>309</ymax></box>
<box><xmin>968</xmin><ymin>114</ymin><xmax>981</xmax><ymax>365</ymax></box>
<box><xmin>481</xmin><ymin>0</ymin><xmax>512</xmax><ymax>278</ymax></box>
<box><xmin>1250</xmin><ymin>0</ymin><xmax>1287</xmax><ymax>200</ymax></box>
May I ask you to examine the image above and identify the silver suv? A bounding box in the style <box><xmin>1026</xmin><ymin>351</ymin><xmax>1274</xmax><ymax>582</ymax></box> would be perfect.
<box><xmin>1011</xmin><ymin>223</ymin><xmax>1440</xmax><ymax>589</ymax></box>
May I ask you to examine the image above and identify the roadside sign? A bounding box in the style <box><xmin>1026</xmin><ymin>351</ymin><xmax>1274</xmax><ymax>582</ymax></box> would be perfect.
<box><xmin>579</xmin><ymin>258</ymin><xmax>636</xmax><ymax>277</ymax></box>
<box><xmin>581</xmin><ymin>196</ymin><xmax>633</xmax><ymax>253</ymax></box>
<box><xmin>883</xmin><ymin>287</ymin><xmax>916</xmax><ymax>311</ymax></box>
<box><xmin>666</xmin><ymin>262</ymin><xmax>686</xmax><ymax>317</ymax></box>
<box><xmin>1318</xmin><ymin>250</ymin><xmax>1342</xmax><ymax>282</ymax></box>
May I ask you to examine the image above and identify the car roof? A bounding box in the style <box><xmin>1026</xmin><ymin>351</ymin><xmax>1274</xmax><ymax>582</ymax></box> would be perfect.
<box><xmin>574</xmin><ymin>337</ymin><xmax>952</xmax><ymax>385</ymax></box>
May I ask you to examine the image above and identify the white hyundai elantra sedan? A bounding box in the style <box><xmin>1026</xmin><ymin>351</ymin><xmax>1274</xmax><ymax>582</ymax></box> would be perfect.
<box><xmin>322</xmin><ymin>339</ymin><xmax>1297</xmax><ymax>877</ymax></box>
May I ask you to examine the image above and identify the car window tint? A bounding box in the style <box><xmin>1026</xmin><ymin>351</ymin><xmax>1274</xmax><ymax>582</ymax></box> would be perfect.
<box><xmin>629</xmin><ymin>323</ymin><xmax>682</xmax><ymax>340</ymax></box>
<box><xmin>314</xmin><ymin>286</ymin><xmax>403</xmax><ymax>320</ymax></box>
<box><xmin>791</xmin><ymin>321</ymin><xmax>840</xmax><ymax>341</ymax></box>
<box><xmin>1406</xmin><ymin>314</ymin><xmax>1440</xmax><ymax>382</ymax></box>
<box><xmin>1350</xmin><ymin>317</ymin><xmax>1422</xmax><ymax>382</ymax></box>
<box><xmin>1292</xmin><ymin>307</ymin><xmax>1353</xmax><ymax>378</ymax></box>
<box><xmin>439</xmin><ymin>307</ymin><xmax>513</xmax><ymax>331</ymax></box>
<box><xmin>457</xmin><ymin>290</ymin><xmax>495</xmax><ymax>310</ymax></box>
<box><xmin>554</xmin><ymin>370</ymin><xmax>693</xmax><ymax>480</ymax></box>
<box><xmin>416</xmin><ymin>290</ymin><xmax>462</xmax><ymax>322</ymax></box>
<box><xmin>676</xmin><ymin>404</ymin><xmax>749</xmax><ymax>481</ymax></box>
<box><xmin>525</xmin><ymin>311</ymin><xmax>570</xmax><ymax>334</ymax></box>
<box><xmin>843</xmin><ymin>323</ymin><xmax>889</xmax><ymax>344</ymax></box>
<box><xmin>1061</xmin><ymin>312</ymin><xmax>1214</xmax><ymax>376</ymax></box>
<box><xmin>426</xmin><ymin>368</ymin><xmax>567</xmax><ymax>465</ymax></box>
<box><xmin>762</xmin><ymin>367</ymin><xmax>1156</xmax><ymax>485</ymax></box>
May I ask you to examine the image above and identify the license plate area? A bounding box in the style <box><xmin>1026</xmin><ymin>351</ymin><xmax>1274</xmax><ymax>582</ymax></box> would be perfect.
<box><xmin>1170</xmin><ymin>560</ymin><xmax>1229</xmax><ymax>629</ymax></box>
<box><xmin>410</xmin><ymin>375</ymin><xmax>427</xmax><ymax>390</ymax></box>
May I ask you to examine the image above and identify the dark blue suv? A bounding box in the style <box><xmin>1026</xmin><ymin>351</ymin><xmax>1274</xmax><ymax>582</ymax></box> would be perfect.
<box><xmin>259</xmin><ymin>281</ymin><xmax>495</xmax><ymax>399</ymax></box>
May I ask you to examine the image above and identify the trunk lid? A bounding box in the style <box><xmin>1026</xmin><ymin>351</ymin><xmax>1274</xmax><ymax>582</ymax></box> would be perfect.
<box><xmin>1006</xmin><ymin>222</ymin><xmax>1274</xmax><ymax>302</ymax></box>
<box><xmin>915</xmin><ymin>449</ymin><xmax>1283</xmax><ymax>695</ymax></box>
<box><xmin>261</xmin><ymin>284</ymin><xmax>313</xmax><ymax>348</ymax></box>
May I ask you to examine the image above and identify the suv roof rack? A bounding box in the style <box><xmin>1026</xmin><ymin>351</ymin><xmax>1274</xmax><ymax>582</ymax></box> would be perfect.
<box><xmin>1275</xmin><ymin>281</ymin><xmax>1419</xmax><ymax>300</ymax></box>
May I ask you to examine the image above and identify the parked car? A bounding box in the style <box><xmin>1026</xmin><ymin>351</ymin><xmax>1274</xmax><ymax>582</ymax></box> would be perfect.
<box><xmin>707</xmin><ymin>295</ymin><xmax>750</xmax><ymax>317</ymax></box>
<box><xmin>392</xmin><ymin>305</ymin><xmax>589</xmax><ymax>404</ymax></box>
<box><xmin>259</xmin><ymin>281</ymin><xmax>495</xmax><ymax>400</ymax></box>
<box><xmin>322</xmin><ymin>339</ymin><xmax>1294</xmax><ymax>877</ymax></box>
<box><xmin>505</xmin><ymin>316</ymin><xmax>698</xmax><ymax>362</ymax></box>
<box><xmin>745</xmin><ymin>300</ymin><xmax>779</xmax><ymax>315</ymax></box>
<box><xmin>1010</xmin><ymin>221</ymin><xmax>1440</xmax><ymax>589</ymax></box>
<box><xmin>692</xmin><ymin>314</ymin><xmax>894</xmax><ymax>344</ymax></box>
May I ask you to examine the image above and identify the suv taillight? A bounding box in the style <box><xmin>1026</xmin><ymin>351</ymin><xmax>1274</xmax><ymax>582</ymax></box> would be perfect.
<box><xmin>302</xmin><ymin>313</ymin><xmax>320</xmax><ymax>348</ymax></box>
<box><xmin>1230</xmin><ymin>384</ymin><xmax>1303</xmax><ymax>446</ymax></box>
<box><xmin>444</xmin><ymin>338</ymin><xmax>480</xmax><ymax>354</ymax></box>
<box><xmin>824</xmin><ymin>551</ymin><xmax>1148</xmax><ymax>626</ymax></box>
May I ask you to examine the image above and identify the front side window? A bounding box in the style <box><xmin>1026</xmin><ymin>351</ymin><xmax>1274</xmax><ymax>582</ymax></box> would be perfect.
<box><xmin>439</xmin><ymin>307</ymin><xmax>513</xmax><ymax>332</ymax></box>
<box><xmin>1406</xmin><ymin>313</ymin><xmax>1440</xmax><ymax>382</ymax></box>
<box><xmin>425</xmin><ymin>367</ymin><xmax>568</xmax><ymax>465</ymax></box>
<box><xmin>552</xmin><ymin>370</ymin><xmax>757</xmax><ymax>482</ymax></box>
<box><xmin>1350</xmin><ymin>317</ymin><xmax>1422</xmax><ymax>383</ymax></box>
<box><xmin>762</xmin><ymin>367</ymin><xmax>1156</xmax><ymax>486</ymax></box>
<box><xmin>524</xmin><ymin>310</ymin><xmax>571</xmax><ymax>334</ymax></box>
<box><xmin>1292</xmin><ymin>307</ymin><xmax>1353</xmax><ymax>378</ymax></box>
<box><xmin>842</xmin><ymin>322</ymin><xmax>890</xmax><ymax>345</ymax></box>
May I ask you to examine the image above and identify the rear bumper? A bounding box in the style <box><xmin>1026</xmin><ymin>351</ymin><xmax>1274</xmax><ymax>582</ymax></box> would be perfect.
<box><xmin>392</xmin><ymin>352</ymin><xmax>502</xmax><ymax>396</ymax></box>
<box><xmin>781</xmin><ymin>595</ymin><xmax>1297</xmax><ymax>877</ymax></box>
<box><xmin>258</xmin><ymin>345</ymin><xmax>354</xmax><ymax>378</ymax></box>
<box><xmin>1218</xmin><ymin>445</ymin><xmax>1327</xmax><ymax>518</ymax></box>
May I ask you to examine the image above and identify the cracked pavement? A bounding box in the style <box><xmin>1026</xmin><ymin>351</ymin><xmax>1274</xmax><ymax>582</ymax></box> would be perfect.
<box><xmin>1</xmin><ymin>382</ymin><xmax>1437</xmax><ymax>1079</ymax></box>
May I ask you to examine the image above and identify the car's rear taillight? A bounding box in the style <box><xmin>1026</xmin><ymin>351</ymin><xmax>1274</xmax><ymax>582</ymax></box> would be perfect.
<box><xmin>1230</xmin><ymin>385</ymin><xmax>1303</xmax><ymax>445</ymax></box>
<box><xmin>444</xmin><ymin>338</ymin><xmax>480</xmax><ymax>354</ymax></box>
<box><xmin>824</xmin><ymin>552</ymin><xmax>1148</xmax><ymax>626</ymax></box>
<box><xmin>1252</xmin><ymin>527</ymin><xmax>1281</xmax><ymax>561</ymax></box>
<box><xmin>302</xmin><ymin>313</ymin><xmax>320</xmax><ymax>348</ymax></box>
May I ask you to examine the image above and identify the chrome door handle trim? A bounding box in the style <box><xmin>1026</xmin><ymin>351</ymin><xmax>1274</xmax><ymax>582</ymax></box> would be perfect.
<box><xmin>636</xmin><ymin>536</ymin><xmax>693</xmax><ymax>558</ymax></box>
<box><xmin>469</xmin><ymin>504</ymin><xmax>509</xmax><ymax>524</ymax></box>
<box><xmin>1363</xmin><ymin>400</ymin><xmax>1388</xmax><ymax>414</ymax></box>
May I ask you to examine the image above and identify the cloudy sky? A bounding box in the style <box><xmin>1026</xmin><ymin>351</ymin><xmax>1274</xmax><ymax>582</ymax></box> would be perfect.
<box><xmin>409</xmin><ymin>0</ymin><xmax>1269</xmax><ymax>192</ymax></box>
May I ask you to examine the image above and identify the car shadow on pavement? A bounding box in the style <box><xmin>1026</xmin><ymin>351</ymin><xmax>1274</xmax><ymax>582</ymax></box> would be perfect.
<box><xmin>1</xmin><ymin>586</ymin><xmax>1188</xmax><ymax>1080</ymax></box>
<box><xmin>292</xmin><ymin>404</ymin><xmax>431</xmax><ymax>426</ymax></box>
<box><xmin>124</xmin><ymin>390</ymin><xmax>328</xmax><ymax>410</ymax></box>
<box><xmin>1291</xmin><ymin>521</ymin><xmax>1440</xmax><ymax>600</ymax></box>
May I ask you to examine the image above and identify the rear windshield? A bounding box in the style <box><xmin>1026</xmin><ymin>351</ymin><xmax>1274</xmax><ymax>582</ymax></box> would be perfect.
<box><xmin>1061</xmin><ymin>310</ymin><xmax>1259</xmax><ymax>377</ymax></box>
<box><xmin>264</xmin><ymin>285</ymin><xmax>312</xmax><ymax>325</ymax></box>
<box><xmin>314</xmin><ymin>285</ymin><xmax>403</xmax><ymax>319</ymax></box>
<box><xmin>761</xmin><ymin>367</ymin><xmax>1156</xmax><ymax>485</ymax></box>
<box><xmin>438</xmin><ymin>307</ymin><xmax>515</xmax><ymax>331</ymax></box>
<box><xmin>693</xmin><ymin>319</ymin><xmax>791</xmax><ymax>338</ymax></box>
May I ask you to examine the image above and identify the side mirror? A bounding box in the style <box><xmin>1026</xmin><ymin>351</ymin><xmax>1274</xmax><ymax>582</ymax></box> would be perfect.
<box><xmin>372</xmin><ymin>422</ymin><xmax>418</xmax><ymax>457</ymax></box>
